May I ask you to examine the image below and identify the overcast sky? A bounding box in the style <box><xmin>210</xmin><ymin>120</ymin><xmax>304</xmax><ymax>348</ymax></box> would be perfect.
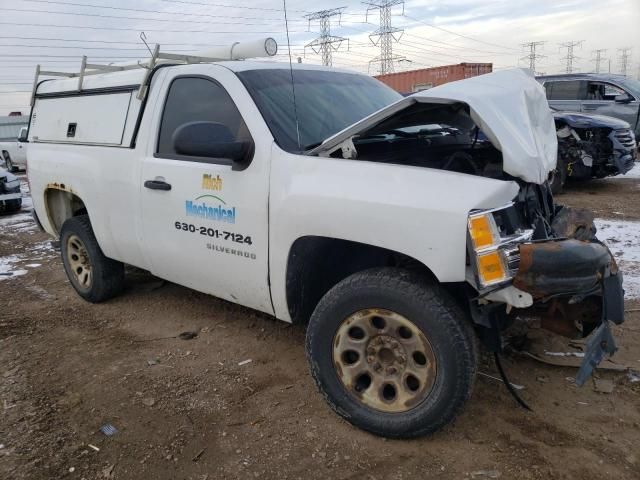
<box><xmin>0</xmin><ymin>0</ymin><xmax>638</xmax><ymax>115</ymax></box>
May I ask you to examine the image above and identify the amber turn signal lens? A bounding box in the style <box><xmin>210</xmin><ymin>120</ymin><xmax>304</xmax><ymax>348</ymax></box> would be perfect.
<box><xmin>476</xmin><ymin>251</ymin><xmax>507</xmax><ymax>285</ymax></box>
<box><xmin>468</xmin><ymin>214</ymin><xmax>498</xmax><ymax>250</ymax></box>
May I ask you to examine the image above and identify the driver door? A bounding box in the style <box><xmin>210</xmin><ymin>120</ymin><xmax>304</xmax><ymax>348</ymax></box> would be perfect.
<box><xmin>139</xmin><ymin>72</ymin><xmax>273</xmax><ymax>315</ymax></box>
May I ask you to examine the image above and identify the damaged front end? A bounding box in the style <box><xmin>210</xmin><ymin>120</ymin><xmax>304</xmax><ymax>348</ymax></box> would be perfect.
<box><xmin>467</xmin><ymin>188</ymin><xmax>624</xmax><ymax>385</ymax></box>
<box><xmin>555</xmin><ymin>112</ymin><xmax>637</xmax><ymax>179</ymax></box>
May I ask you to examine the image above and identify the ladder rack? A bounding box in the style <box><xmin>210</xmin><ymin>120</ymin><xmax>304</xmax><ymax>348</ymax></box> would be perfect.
<box><xmin>30</xmin><ymin>38</ymin><xmax>278</xmax><ymax>106</ymax></box>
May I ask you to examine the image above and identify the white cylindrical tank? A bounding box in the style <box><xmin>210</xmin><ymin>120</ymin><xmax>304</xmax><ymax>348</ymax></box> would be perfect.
<box><xmin>196</xmin><ymin>37</ymin><xmax>278</xmax><ymax>60</ymax></box>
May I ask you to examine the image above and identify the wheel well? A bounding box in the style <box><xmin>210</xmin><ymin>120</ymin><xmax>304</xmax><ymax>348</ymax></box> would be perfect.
<box><xmin>285</xmin><ymin>236</ymin><xmax>436</xmax><ymax>325</ymax></box>
<box><xmin>44</xmin><ymin>188</ymin><xmax>87</xmax><ymax>235</ymax></box>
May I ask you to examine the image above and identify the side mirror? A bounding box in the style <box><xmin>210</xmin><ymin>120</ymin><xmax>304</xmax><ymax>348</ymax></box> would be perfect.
<box><xmin>614</xmin><ymin>93</ymin><xmax>632</xmax><ymax>104</ymax></box>
<box><xmin>172</xmin><ymin>121</ymin><xmax>253</xmax><ymax>165</ymax></box>
<box><xmin>17</xmin><ymin>129</ymin><xmax>28</xmax><ymax>142</ymax></box>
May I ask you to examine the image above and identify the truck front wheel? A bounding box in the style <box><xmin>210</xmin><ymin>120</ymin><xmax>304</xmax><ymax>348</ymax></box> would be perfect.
<box><xmin>60</xmin><ymin>215</ymin><xmax>124</xmax><ymax>303</ymax></box>
<box><xmin>305</xmin><ymin>268</ymin><xmax>477</xmax><ymax>438</ymax></box>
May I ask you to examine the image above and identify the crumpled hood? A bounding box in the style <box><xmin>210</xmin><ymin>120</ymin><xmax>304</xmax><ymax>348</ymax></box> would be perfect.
<box><xmin>309</xmin><ymin>68</ymin><xmax>558</xmax><ymax>185</ymax></box>
<box><xmin>553</xmin><ymin>111</ymin><xmax>631</xmax><ymax>130</ymax></box>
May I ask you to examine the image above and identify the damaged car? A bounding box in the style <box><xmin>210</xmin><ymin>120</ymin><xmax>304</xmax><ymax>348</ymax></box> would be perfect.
<box><xmin>0</xmin><ymin>168</ymin><xmax>22</xmax><ymax>214</ymax></box>
<box><xmin>550</xmin><ymin>110</ymin><xmax>637</xmax><ymax>193</ymax></box>
<box><xmin>27</xmin><ymin>58</ymin><xmax>624</xmax><ymax>438</ymax></box>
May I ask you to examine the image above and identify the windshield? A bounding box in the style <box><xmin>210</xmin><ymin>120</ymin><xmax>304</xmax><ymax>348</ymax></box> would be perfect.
<box><xmin>237</xmin><ymin>68</ymin><xmax>401</xmax><ymax>153</ymax></box>
<box><xmin>621</xmin><ymin>77</ymin><xmax>640</xmax><ymax>96</ymax></box>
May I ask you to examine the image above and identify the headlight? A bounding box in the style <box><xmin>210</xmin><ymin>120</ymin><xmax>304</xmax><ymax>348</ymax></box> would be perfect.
<box><xmin>468</xmin><ymin>213</ymin><xmax>500</xmax><ymax>250</ymax></box>
<box><xmin>476</xmin><ymin>250</ymin><xmax>509</xmax><ymax>286</ymax></box>
<box><xmin>468</xmin><ymin>206</ymin><xmax>533</xmax><ymax>288</ymax></box>
<box><xmin>4</xmin><ymin>179</ymin><xmax>20</xmax><ymax>190</ymax></box>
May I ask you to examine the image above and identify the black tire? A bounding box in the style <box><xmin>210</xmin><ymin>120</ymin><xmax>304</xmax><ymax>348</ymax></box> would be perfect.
<box><xmin>60</xmin><ymin>215</ymin><xmax>124</xmax><ymax>303</ymax></box>
<box><xmin>3</xmin><ymin>153</ymin><xmax>16</xmax><ymax>173</ymax></box>
<box><xmin>0</xmin><ymin>198</ymin><xmax>21</xmax><ymax>214</ymax></box>
<box><xmin>305</xmin><ymin>267</ymin><xmax>477</xmax><ymax>438</ymax></box>
<box><xmin>548</xmin><ymin>157</ymin><xmax>567</xmax><ymax>195</ymax></box>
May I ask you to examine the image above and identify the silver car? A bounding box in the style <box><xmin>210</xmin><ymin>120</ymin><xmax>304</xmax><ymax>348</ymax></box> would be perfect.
<box><xmin>537</xmin><ymin>73</ymin><xmax>640</xmax><ymax>139</ymax></box>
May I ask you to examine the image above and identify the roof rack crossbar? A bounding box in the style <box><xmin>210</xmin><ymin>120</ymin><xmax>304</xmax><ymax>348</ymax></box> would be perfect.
<box><xmin>30</xmin><ymin>38</ymin><xmax>278</xmax><ymax>105</ymax></box>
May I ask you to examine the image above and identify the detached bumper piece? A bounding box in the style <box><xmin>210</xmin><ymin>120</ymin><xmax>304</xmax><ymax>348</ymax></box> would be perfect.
<box><xmin>513</xmin><ymin>239</ymin><xmax>624</xmax><ymax>385</ymax></box>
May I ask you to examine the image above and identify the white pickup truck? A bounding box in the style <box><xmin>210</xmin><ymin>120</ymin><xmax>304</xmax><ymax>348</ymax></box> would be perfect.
<box><xmin>26</xmin><ymin>42</ymin><xmax>624</xmax><ymax>438</ymax></box>
<box><xmin>1</xmin><ymin>126</ymin><xmax>28</xmax><ymax>172</ymax></box>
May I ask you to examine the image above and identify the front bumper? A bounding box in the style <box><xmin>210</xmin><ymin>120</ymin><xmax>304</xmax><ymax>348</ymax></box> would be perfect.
<box><xmin>512</xmin><ymin>239</ymin><xmax>624</xmax><ymax>385</ymax></box>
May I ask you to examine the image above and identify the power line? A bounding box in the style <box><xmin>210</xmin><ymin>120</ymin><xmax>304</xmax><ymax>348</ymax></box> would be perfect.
<box><xmin>21</xmin><ymin>0</ymin><xmax>304</xmax><ymax>23</ymax></box>
<box><xmin>304</xmin><ymin>8</ymin><xmax>348</xmax><ymax>67</ymax></box>
<box><xmin>2</xmin><ymin>7</ymin><xmax>296</xmax><ymax>25</ymax></box>
<box><xmin>159</xmin><ymin>0</ymin><xmax>308</xmax><ymax>13</ymax></box>
<box><xmin>618</xmin><ymin>47</ymin><xmax>632</xmax><ymax>76</ymax></box>
<box><xmin>365</xmin><ymin>0</ymin><xmax>405</xmax><ymax>75</ymax></box>
<box><xmin>0</xmin><ymin>43</ymin><xmax>200</xmax><ymax>51</ymax></box>
<box><xmin>0</xmin><ymin>35</ymin><xmax>234</xmax><ymax>46</ymax></box>
<box><xmin>402</xmin><ymin>13</ymin><xmax>520</xmax><ymax>52</ymax></box>
<box><xmin>592</xmin><ymin>49</ymin><xmax>607</xmax><ymax>74</ymax></box>
<box><xmin>558</xmin><ymin>40</ymin><xmax>583</xmax><ymax>73</ymax></box>
<box><xmin>521</xmin><ymin>41</ymin><xmax>545</xmax><ymax>74</ymax></box>
<box><xmin>0</xmin><ymin>21</ymin><xmax>296</xmax><ymax>34</ymax></box>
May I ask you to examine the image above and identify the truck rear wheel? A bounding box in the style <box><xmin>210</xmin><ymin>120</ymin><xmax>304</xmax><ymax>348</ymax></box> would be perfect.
<box><xmin>305</xmin><ymin>268</ymin><xmax>477</xmax><ymax>438</ymax></box>
<box><xmin>60</xmin><ymin>215</ymin><xmax>124</xmax><ymax>303</ymax></box>
<box><xmin>0</xmin><ymin>198</ymin><xmax>21</xmax><ymax>214</ymax></box>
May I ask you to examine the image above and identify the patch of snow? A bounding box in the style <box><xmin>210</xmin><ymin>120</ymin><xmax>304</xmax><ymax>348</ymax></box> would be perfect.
<box><xmin>595</xmin><ymin>218</ymin><xmax>640</xmax><ymax>299</ymax></box>
<box><xmin>0</xmin><ymin>255</ymin><xmax>28</xmax><ymax>280</ymax></box>
<box><xmin>0</xmin><ymin>212</ymin><xmax>33</xmax><ymax>228</ymax></box>
<box><xmin>612</xmin><ymin>162</ymin><xmax>640</xmax><ymax>179</ymax></box>
<box><xmin>25</xmin><ymin>263</ymin><xmax>41</xmax><ymax>268</ymax></box>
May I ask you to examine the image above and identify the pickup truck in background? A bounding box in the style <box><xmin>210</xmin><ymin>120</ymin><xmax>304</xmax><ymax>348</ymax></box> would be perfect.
<box><xmin>0</xmin><ymin>167</ymin><xmax>22</xmax><ymax>213</ymax></box>
<box><xmin>25</xmin><ymin>45</ymin><xmax>625</xmax><ymax>438</ymax></box>
<box><xmin>1</xmin><ymin>126</ymin><xmax>29</xmax><ymax>172</ymax></box>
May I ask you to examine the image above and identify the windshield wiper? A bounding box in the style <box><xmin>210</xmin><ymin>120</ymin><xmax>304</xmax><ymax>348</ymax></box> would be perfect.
<box><xmin>303</xmin><ymin>141</ymin><xmax>323</xmax><ymax>151</ymax></box>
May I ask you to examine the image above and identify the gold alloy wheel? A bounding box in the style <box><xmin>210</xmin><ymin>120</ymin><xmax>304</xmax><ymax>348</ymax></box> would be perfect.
<box><xmin>332</xmin><ymin>308</ymin><xmax>437</xmax><ymax>413</ymax></box>
<box><xmin>66</xmin><ymin>234</ymin><xmax>92</xmax><ymax>289</ymax></box>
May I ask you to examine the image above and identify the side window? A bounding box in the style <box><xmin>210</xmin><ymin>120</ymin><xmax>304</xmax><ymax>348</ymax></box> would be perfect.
<box><xmin>157</xmin><ymin>76</ymin><xmax>251</xmax><ymax>158</ymax></box>
<box><xmin>546</xmin><ymin>80</ymin><xmax>587</xmax><ymax>101</ymax></box>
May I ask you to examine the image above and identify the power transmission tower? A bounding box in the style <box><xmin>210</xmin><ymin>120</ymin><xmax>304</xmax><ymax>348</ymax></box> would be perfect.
<box><xmin>592</xmin><ymin>49</ymin><xmax>607</xmax><ymax>73</ymax></box>
<box><xmin>304</xmin><ymin>8</ymin><xmax>348</xmax><ymax>67</ymax></box>
<box><xmin>521</xmin><ymin>41</ymin><xmax>545</xmax><ymax>74</ymax></box>
<box><xmin>617</xmin><ymin>47</ymin><xmax>632</xmax><ymax>76</ymax></box>
<box><xmin>558</xmin><ymin>40</ymin><xmax>583</xmax><ymax>73</ymax></box>
<box><xmin>364</xmin><ymin>0</ymin><xmax>405</xmax><ymax>75</ymax></box>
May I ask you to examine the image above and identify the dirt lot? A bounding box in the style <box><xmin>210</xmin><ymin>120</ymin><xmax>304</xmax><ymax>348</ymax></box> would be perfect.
<box><xmin>1</xmin><ymin>172</ymin><xmax>639</xmax><ymax>480</ymax></box>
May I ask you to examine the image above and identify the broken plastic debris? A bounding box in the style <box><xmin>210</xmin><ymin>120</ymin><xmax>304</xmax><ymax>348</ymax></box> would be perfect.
<box><xmin>544</xmin><ymin>351</ymin><xmax>585</xmax><ymax>358</ymax></box>
<box><xmin>471</xmin><ymin>471</ymin><xmax>501</xmax><ymax>479</ymax></box>
<box><xmin>87</xmin><ymin>444</ymin><xmax>100</xmax><ymax>452</ymax></box>
<box><xmin>100</xmin><ymin>423</ymin><xmax>118</xmax><ymax>436</ymax></box>
<box><xmin>628</xmin><ymin>370</ymin><xmax>640</xmax><ymax>383</ymax></box>
<box><xmin>238</xmin><ymin>359</ymin><xmax>252</xmax><ymax>366</ymax></box>
<box><xmin>478</xmin><ymin>371</ymin><xmax>524</xmax><ymax>390</ymax></box>
<box><xmin>178</xmin><ymin>331</ymin><xmax>198</xmax><ymax>340</ymax></box>
<box><xmin>593</xmin><ymin>378</ymin><xmax>614</xmax><ymax>394</ymax></box>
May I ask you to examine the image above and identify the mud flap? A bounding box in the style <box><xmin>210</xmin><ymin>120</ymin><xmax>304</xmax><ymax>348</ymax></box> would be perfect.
<box><xmin>575</xmin><ymin>322</ymin><xmax>616</xmax><ymax>386</ymax></box>
<box><xmin>575</xmin><ymin>268</ymin><xmax>624</xmax><ymax>386</ymax></box>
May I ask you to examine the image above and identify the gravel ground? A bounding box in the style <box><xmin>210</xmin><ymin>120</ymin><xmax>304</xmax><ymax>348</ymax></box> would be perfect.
<box><xmin>1</xmin><ymin>172</ymin><xmax>639</xmax><ymax>480</ymax></box>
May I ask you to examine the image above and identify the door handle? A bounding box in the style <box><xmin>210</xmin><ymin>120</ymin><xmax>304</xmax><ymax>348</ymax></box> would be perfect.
<box><xmin>144</xmin><ymin>179</ymin><xmax>172</xmax><ymax>191</ymax></box>
<box><xmin>582</xmin><ymin>105</ymin><xmax>597</xmax><ymax>110</ymax></box>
